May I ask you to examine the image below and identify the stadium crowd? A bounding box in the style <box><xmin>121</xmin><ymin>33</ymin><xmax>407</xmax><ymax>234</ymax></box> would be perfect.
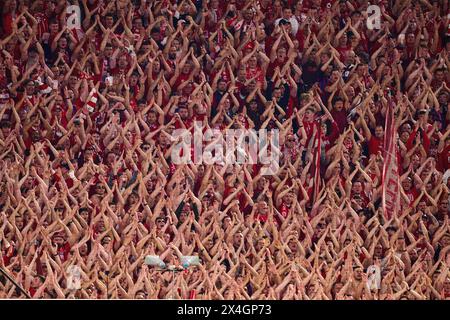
<box><xmin>0</xmin><ymin>0</ymin><xmax>449</xmax><ymax>299</ymax></box>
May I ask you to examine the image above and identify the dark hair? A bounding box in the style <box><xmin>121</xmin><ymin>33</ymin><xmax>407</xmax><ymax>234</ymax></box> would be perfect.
<box><xmin>28</xmin><ymin>47</ymin><xmax>38</xmax><ymax>55</ymax></box>
<box><xmin>48</xmin><ymin>18</ymin><xmax>59</xmax><ymax>26</ymax></box>
<box><xmin>356</xmin><ymin>63</ymin><xmax>365</xmax><ymax>69</ymax></box>
<box><xmin>322</xmin><ymin>120</ymin><xmax>331</xmax><ymax>135</ymax></box>
<box><xmin>333</xmin><ymin>97</ymin><xmax>344</xmax><ymax>104</ymax></box>
<box><xmin>23</xmin><ymin>79</ymin><xmax>35</xmax><ymax>87</ymax></box>
<box><xmin>79</xmin><ymin>207</ymin><xmax>89</xmax><ymax>214</ymax></box>
<box><xmin>0</xmin><ymin>121</ymin><xmax>11</xmax><ymax>128</ymax></box>
<box><xmin>221</xmin><ymin>259</ymin><xmax>231</xmax><ymax>272</ymax></box>
<box><xmin>305</xmin><ymin>60</ymin><xmax>317</xmax><ymax>68</ymax></box>
<box><xmin>445</xmin><ymin>35</ymin><xmax>450</xmax><ymax>45</ymax></box>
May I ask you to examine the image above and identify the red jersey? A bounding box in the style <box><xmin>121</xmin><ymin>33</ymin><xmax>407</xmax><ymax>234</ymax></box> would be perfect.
<box><xmin>173</xmin><ymin>72</ymin><xmax>191</xmax><ymax>91</ymax></box>
<box><xmin>437</xmin><ymin>144</ymin><xmax>450</xmax><ymax>172</ymax></box>
<box><xmin>35</xmin><ymin>13</ymin><xmax>49</xmax><ymax>38</ymax></box>
<box><xmin>56</xmin><ymin>242</ymin><xmax>71</xmax><ymax>262</ymax></box>
<box><xmin>369</xmin><ymin>136</ymin><xmax>383</xmax><ymax>156</ymax></box>
<box><xmin>405</xmin><ymin>187</ymin><xmax>419</xmax><ymax>206</ymax></box>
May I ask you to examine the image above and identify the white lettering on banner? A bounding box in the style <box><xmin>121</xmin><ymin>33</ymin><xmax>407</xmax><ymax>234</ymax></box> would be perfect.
<box><xmin>367</xmin><ymin>5</ymin><xmax>381</xmax><ymax>30</ymax></box>
<box><xmin>66</xmin><ymin>5</ymin><xmax>81</xmax><ymax>30</ymax></box>
<box><xmin>171</xmin><ymin>121</ymin><xmax>280</xmax><ymax>176</ymax></box>
<box><xmin>382</xmin><ymin>102</ymin><xmax>401</xmax><ymax>219</ymax></box>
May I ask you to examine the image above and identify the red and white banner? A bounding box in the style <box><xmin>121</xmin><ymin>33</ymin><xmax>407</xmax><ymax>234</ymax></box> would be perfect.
<box><xmin>86</xmin><ymin>88</ymin><xmax>98</xmax><ymax>113</ymax></box>
<box><xmin>313</xmin><ymin>121</ymin><xmax>322</xmax><ymax>204</ymax></box>
<box><xmin>381</xmin><ymin>102</ymin><xmax>400</xmax><ymax>219</ymax></box>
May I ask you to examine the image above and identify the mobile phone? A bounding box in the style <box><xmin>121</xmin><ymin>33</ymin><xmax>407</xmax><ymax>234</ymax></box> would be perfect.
<box><xmin>105</xmin><ymin>76</ymin><xmax>113</xmax><ymax>87</ymax></box>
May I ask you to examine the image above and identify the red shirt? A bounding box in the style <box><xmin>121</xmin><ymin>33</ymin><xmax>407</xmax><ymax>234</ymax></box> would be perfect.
<box><xmin>110</xmin><ymin>66</ymin><xmax>128</xmax><ymax>76</ymax></box>
<box><xmin>406</xmin><ymin>128</ymin><xmax>431</xmax><ymax>155</ymax></box>
<box><xmin>405</xmin><ymin>188</ymin><xmax>419</xmax><ymax>206</ymax></box>
<box><xmin>322</xmin><ymin>121</ymin><xmax>340</xmax><ymax>151</ymax></box>
<box><xmin>267</xmin><ymin>57</ymin><xmax>288</xmax><ymax>79</ymax></box>
<box><xmin>295</xmin><ymin>28</ymin><xmax>306</xmax><ymax>52</ymax></box>
<box><xmin>437</xmin><ymin>144</ymin><xmax>450</xmax><ymax>172</ymax></box>
<box><xmin>255</xmin><ymin>212</ymin><xmax>268</xmax><ymax>223</ymax></box>
<box><xmin>278</xmin><ymin>202</ymin><xmax>291</xmax><ymax>220</ymax></box>
<box><xmin>173</xmin><ymin>72</ymin><xmax>191</xmax><ymax>91</ymax></box>
<box><xmin>369</xmin><ymin>136</ymin><xmax>383</xmax><ymax>156</ymax></box>
<box><xmin>302</xmin><ymin>119</ymin><xmax>316</xmax><ymax>140</ymax></box>
<box><xmin>2</xmin><ymin>13</ymin><xmax>14</xmax><ymax>36</ymax></box>
<box><xmin>336</xmin><ymin>45</ymin><xmax>352</xmax><ymax>60</ymax></box>
<box><xmin>56</xmin><ymin>242</ymin><xmax>71</xmax><ymax>262</ymax></box>
<box><xmin>35</xmin><ymin>13</ymin><xmax>49</xmax><ymax>38</ymax></box>
<box><xmin>174</xmin><ymin>115</ymin><xmax>194</xmax><ymax>130</ymax></box>
<box><xmin>331</xmin><ymin>109</ymin><xmax>348</xmax><ymax>134</ymax></box>
<box><xmin>351</xmin><ymin>191</ymin><xmax>370</xmax><ymax>207</ymax></box>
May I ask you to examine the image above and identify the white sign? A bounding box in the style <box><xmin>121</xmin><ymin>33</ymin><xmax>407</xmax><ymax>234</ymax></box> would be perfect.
<box><xmin>367</xmin><ymin>5</ymin><xmax>381</xmax><ymax>30</ymax></box>
<box><xmin>366</xmin><ymin>265</ymin><xmax>381</xmax><ymax>290</ymax></box>
<box><xmin>66</xmin><ymin>5</ymin><xmax>81</xmax><ymax>30</ymax></box>
<box><xmin>66</xmin><ymin>265</ymin><xmax>81</xmax><ymax>290</ymax></box>
<box><xmin>171</xmin><ymin>121</ymin><xmax>280</xmax><ymax>176</ymax></box>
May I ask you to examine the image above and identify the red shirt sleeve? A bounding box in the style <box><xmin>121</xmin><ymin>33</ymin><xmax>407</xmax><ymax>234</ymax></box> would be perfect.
<box><xmin>2</xmin><ymin>13</ymin><xmax>14</xmax><ymax>37</ymax></box>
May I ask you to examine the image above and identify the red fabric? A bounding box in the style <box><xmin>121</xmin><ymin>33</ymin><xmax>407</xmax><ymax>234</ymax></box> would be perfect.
<box><xmin>369</xmin><ymin>136</ymin><xmax>383</xmax><ymax>156</ymax></box>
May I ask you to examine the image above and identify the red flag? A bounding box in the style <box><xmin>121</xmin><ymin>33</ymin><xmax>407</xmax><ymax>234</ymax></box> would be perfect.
<box><xmin>218</xmin><ymin>29</ymin><xmax>223</xmax><ymax>44</ymax></box>
<box><xmin>313</xmin><ymin>121</ymin><xmax>322</xmax><ymax>203</ymax></box>
<box><xmin>86</xmin><ymin>88</ymin><xmax>98</xmax><ymax>113</ymax></box>
<box><xmin>382</xmin><ymin>102</ymin><xmax>400</xmax><ymax>219</ymax></box>
<box><xmin>234</xmin><ymin>20</ymin><xmax>244</xmax><ymax>31</ymax></box>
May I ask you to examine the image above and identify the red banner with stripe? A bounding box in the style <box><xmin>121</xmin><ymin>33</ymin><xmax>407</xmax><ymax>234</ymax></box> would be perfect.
<box><xmin>313</xmin><ymin>121</ymin><xmax>322</xmax><ymax>204</ymax></box>
<box><xmin>381</xmin><ymin>102</ymin><xmax>400</xmax><ymax>219</ymax></box>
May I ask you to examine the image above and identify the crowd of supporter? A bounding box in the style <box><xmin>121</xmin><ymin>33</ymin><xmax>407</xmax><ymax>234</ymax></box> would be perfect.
<box><xmin>0</xmin><ymin>0</ymin><xmax>449</xmax><ymax>299</ymax></box>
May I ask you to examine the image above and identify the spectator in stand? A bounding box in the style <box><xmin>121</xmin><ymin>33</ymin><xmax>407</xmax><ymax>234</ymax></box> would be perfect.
<box><xmin>0</xmin><ymin>0</ymin><xmax>449</xmax><ymax>300</ymax></box>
